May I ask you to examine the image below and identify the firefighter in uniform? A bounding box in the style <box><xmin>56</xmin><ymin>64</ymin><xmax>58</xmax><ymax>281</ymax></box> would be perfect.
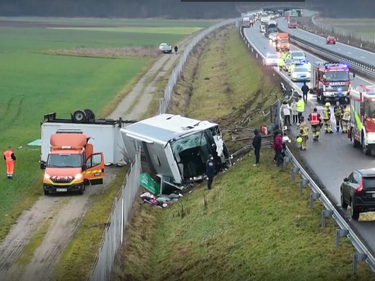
<box><xmin>308</xmin><ymin>108</ymin><xmax>322</xmax><ymax>142</ymax></box>
<box><xmin>299</xmin><ymin>116</ymin><xmax>309</xmax><ymax>150</ymax></box>
<box><xmin>278</xmin><ymin>58</ymin><xmax>284</xmax><ymax>71</ymax></box>
<box><xmin>333</xmin><ymin>101</ymin><xmax>345</xmax><ymax>132</ymax></box>
<box><xmin>323</xmin><ymin>102</ymin><xmax>333</xmax><ymax>133</ymax></box>
<box><xmin>3</xmin><ymin>147</ymin><xmax>16</xmax><ymax>179</ymax></box>
<box><xmin>341</xmin><ymin>107</ymin><xmax>350</xmax><ymax>133</ymax></box>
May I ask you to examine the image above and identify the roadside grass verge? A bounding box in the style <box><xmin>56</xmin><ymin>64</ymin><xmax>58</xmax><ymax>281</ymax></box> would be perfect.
<box><xmin>111</xmin><ymin>26</ymin><xmax>375</xmax><ymax>280</ymax></box>
<box><xmin>0</xmin><ymin>20</ymin><xmax>203</xmax><ymax>243</ymax></box>
<box><xmin>316</xmin><ymin>18</ymin><xmax>375</xmax><ymax>38</ymax></box>
<box><xmin>53</xmin><ymin>167</ymin><xmax>128</xmax><ymax>281</ymax></box>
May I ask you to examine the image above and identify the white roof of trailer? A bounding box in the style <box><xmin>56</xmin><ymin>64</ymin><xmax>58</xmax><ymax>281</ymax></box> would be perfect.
<box><xmin>122</xmin><ymin>114</ymin><xmax>218</xmax><ymax>143</ymax></box>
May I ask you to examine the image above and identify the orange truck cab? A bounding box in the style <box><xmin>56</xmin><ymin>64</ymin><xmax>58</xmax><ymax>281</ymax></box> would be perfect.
<box><xmin>275</xmin><ymin>33</ymin><xmax>290</xmax><ymax>52</ymax></box>
<box><xmin>40</xmin><ymin>129</ymin><xmax>105</xmax><ymax>195</ymax></box>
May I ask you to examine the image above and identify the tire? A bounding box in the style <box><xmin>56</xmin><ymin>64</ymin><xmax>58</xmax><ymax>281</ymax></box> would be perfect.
<box><xmin>44</xmin><ymin>190</ymin><xmax>49</xmax><ymax>195</ymax></box>
<box><xmin>84</xmin><ymin>108</ymin><xmax>95</xmax><ymax>121</ymax></box>
<box><xmin>73</xmin><ymin>110</ymin><xmax>87</xmax><ymax>123</ymax></box>
<box><xmin>353</xmin><ymin>129</ymin><xmax>360</xmax><ymax>148</ymax></box>
<box><xmin>341</xmin><ymin>190</ymin><xmax>348</xmax><ymax>209</ymax></box>
<box><xmin>78</xmin><ymin>185</ymin><xmax>85</xmax><ymax>195</ymax></box>
<box><xmin>351</xmin><ymin>200</ymin><xmax>360</xmax><ymax>220</ymax></box>
<box><xmin>362</xmin><ymin>132</ymin><xmax>371</xmax><ymax>155</ymax></box>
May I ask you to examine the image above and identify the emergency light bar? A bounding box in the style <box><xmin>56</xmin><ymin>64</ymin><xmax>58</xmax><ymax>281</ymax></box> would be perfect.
<box><xmin>323</xmin><ymin>62</ymin><xmax>348</xmax><ymax>69</ymax></box>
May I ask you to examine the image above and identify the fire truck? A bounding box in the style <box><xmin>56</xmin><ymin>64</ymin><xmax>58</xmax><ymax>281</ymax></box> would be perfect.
<box><xmin>312</xmin><ymin>61</ymin><xmax>351</xmax><ymax>104</ymax></box>
<box><xmin>348</xmin><ymin>85</ymin><xmax>375</xmax><ymax>156</ymax></box>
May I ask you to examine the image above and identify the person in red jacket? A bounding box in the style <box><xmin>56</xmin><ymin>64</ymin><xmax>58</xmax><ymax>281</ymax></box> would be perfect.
<box><xmin>308</xmin><ymin>108</ymin><xmax>322</xmax><ymax>142</ymax></box>
<box><xmin>273</xmin><ymin>133</ymin><xmax>283</xmax><ymax>166</ymax></box>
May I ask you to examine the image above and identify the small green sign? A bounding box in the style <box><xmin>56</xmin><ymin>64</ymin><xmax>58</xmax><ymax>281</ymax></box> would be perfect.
<box><xmin>139</xmin><ymin>173</ymin><xmax>160</xmax><ymax>194</ymax></box>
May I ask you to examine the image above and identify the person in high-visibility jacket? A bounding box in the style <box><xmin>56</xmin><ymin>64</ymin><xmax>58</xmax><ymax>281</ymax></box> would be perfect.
<box><xmin>323</xmin><ymin>102</ymin><xmax>333</xmax><ymax>133</ymax></box>
<box><xmin>3</xmin><ymin>147</ymin><xmax>16</xmax><ymax>179</ymax></box>
<box><xmin>299</xmin><ymin>116</ymin><xmax>309</xmax><ymax>150</ymax></box>
<box><xmin>278</xmin><ymin>59</ymin><xmax>285</xmax><ymax>71</ymax></box>
<box><xmin>306</xmin><ymin>60</ymin><xmax>312</xmax><ymax>71</ymax></box>
<box><xmin>341</xmin><ymin>107</ymin><xmax>350</xmax><ymax>134</ymax></box>
<box><xmin>308</xmin><ymin>108</ymin><xmax>322</xmax><ymax>141</ymax></box>
<box><xmin>289</xmin><ymin>63</ymin><xmax>295</xmax><ymax>74</ymax></box>
<box><xmin>296</xmin><ymin>96</ymin><xmax>305</xmax><ymax>124</ymax></box>
<box><xmin>282</xmin><ymin>52</ymin><xmax>288</xmax><ymax>61</ymax></box>
<box><xmin>333</xmin><ymin>100</ymin><xmax>345</xmax><ymax>132</ymax></box>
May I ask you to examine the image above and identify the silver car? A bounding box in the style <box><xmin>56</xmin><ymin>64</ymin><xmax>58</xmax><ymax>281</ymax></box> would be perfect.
<box><xmin>159</xmin><ymin>43</ymin><xmax>172</xmax><ymax>53</ymax></box>
<box><xmin>291</xmin><ymin>66</ymin><xmax>311</xmax><ymax>81</ymax></box>
<box><xmin>289</xmin><ymin>51</ymin><xmax>306</xmax><ymax>61</ymax></box>
<box><xmin>268</xmin><ymin>32</ymin><xmax>278</xmax><ymax>42</ymax></box>
<box><xmin>264</xmin><ymin>54</ymin><xmax>280</xmax><ymax>66</ymax></box>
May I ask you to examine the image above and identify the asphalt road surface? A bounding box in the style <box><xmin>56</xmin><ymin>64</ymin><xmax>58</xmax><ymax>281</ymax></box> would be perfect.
<box><xmin>277</xmin><ymin>18</ymin><xmax>375</xmax><ymax>66</ymax></box>
<box><xmin>244</xmin><ymin>22</ymin><xmax>375</xmax><ymax>254</ymax></box>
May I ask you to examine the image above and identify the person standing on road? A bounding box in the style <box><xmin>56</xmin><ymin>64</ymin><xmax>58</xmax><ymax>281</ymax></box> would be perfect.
<box><xmin>252</xmin><ymin>129</ymin><xmax>262</xmax><ymax>166</ymax></box>
<box><xmin>278</xmin><ymin>59</ymin><xmax>284</xmax><ymax>71</ymax></box>
<box><xmin>308</xmin><ymin>107</ymin><xmax>322</xmax><ymax>142</ymax></box>
<box><xmin>299</xmin><ymin>116</ymin><xmax>309</xmax><ymax>150</ymax></box>
<box><xmin>174</xmin><ymin>46</ymin><xmax>178</xmax><ymax>54</ymax></box>
<box><xmin>323</xmin><ymin>102</ymin><xmax>333</xmax><ymax>133</ymax></box>
<box><xmin>301</xmin><ymin>82</ymin><xmax>309</xmax><ymax>103</ymax></box>
<box><xmin>205</xmin><ymin>154</ymin><xmax>215</xmax><ymax>190</ymax></box>
<box><xmin>3</xmin><ymin>147</ymin><xmax>16</xmax><ymax>179</ymax></box>
<box><xmin>281</xmin><ymin>100</ymin><xmax>291</xmax><ymax>127</ymax></box>
<box><xmin>334</xmin><ymin>100</ymin><xmax>345</xmax><ymax>132</ymax></box>
<box><xmin>273</xmin><ymin>132</ymin><xmax>283</xmax><ymax>166</ymax></box>
<box><xmin>341</xmin><ymin>107</ymin><xmax>350</xmax><ymax>134</ymax></box>
<box><xmin>306</xmin><ymin>60</ymin><xmax>312</xmax><ymax>72</ymax></box>
<box><xmin>291</xmin><ymin>100</ymin><xmax>298</xmax><ymax>124</ymax></box>
<box><xmin>296</xmin><ymin>96</ymin><xmax>305</xmax><ymax>125</ymax></box>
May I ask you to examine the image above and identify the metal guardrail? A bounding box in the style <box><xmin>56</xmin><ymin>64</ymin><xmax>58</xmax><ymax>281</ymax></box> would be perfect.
<box><xmin>240</xmin><ymin>26</ymin><xmax>375</xmax><ymax>275</ymax></box>
<box><xmin>158</xmin><ymin>18</ymin><xmax>240</xmax><ymax>114</ymax></box>
<box><xmin>276</xmin><ymin>26</ymin><xmax>375</xmax><ymax>80</ymax></box>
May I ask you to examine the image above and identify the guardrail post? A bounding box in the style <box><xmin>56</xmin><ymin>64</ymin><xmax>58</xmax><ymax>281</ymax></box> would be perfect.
<box><xmin>353</xmin><ymin>253</ymin><xmax>367</xmax><ymax>274</ymax></box>
<box><xmin>321</xmin><ymin>210</ymin><xmax>333</xmax><ymax>228</ymax></box>
<box><xmin>290</xmin><ymin>166</ymin><xmax>300</xmax><ymax>181</ymax></box>
<box><xmin>282</xmin><ymin>156</ymin><xmax>291</xmax><ymax>170</ymax></box>
<box><xmin>299</xmin><ymin>178</ymin><xmax>309</xmax><ymax>195</ymax></box>
<box><xmin>255</xmin><ymin>53</ymin><xmax>258</xmax><ymax>59</ymax></box>
<box><xmin>251</xmin><ymin>48</ymin><xmax>253</xmax><ymax>52</ymax></box>
<box><xmin>335</xmin><ymin>229</ymin><xmax>349</xmax><ymax>248</ymax></box>
<box><xmin>309</xmin><ymin>193</ymin><xmax>321</xmax><ymax>209</ymax></box>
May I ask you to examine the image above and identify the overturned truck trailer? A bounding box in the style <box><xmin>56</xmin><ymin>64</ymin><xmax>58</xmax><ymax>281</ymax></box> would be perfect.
<box><xmin>121</xmin><ymin>114</ymin><xmax>231</xmax><ymax>191</ymax></box>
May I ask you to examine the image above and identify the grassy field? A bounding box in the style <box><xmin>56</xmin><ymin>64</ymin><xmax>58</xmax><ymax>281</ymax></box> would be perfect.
<box><xmin>111</xmin><ymin>27</ymin><xmax>375</xmax><ymax>280</ymax></box>
<box><xmin>0</xmin><ymin>18</ymin><xmax>211</xmax><ymax>242</ymax></box>
<box><xmin>318</xmin><ymin>18</ymin><xmax>375</xmax><ymax>38</ymax></box>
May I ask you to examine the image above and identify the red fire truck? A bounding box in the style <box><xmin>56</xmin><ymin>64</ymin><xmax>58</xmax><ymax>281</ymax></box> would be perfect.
<box><xmin>348</xmin><ymin>85</ymin><xmax>375</xmax><ymax>156</ymax></box>
<box><xmin>312</xmin><ymin>61</ymin><xmax>351</xmax><ymax>104</ymax></box>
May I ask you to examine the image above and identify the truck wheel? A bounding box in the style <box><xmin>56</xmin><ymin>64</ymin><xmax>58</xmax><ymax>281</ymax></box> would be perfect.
<box><xmin>73</xmin><ymin>110</ymin><xmax>87</xmax><ymax>123</ymax></box>
<box><xmin>352</xmin><ymin>129</ymin><xmax>360</xmax><ymax>148</ymax></box>
<box><xmin>84</xmin><ymin>108</ymin><xmax>95</xmax><ymax>121</ymax></box>
<box><xmin>44</xmin><ymin>190</ymin><xmax>49</xmax><ymax>195</ymax></box>
<box><xmin>78</xmin><ymin>185</ymin><xmax>85</xmax><ymax>195</ymax></box>
<box><xmin>362</xmin><ymin>132</ymin><xmax>371</xmax><ymax>155</ymax></box>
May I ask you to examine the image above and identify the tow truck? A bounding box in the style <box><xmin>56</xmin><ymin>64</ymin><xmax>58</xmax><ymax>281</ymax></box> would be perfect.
<box><xmin>348</xmin><ymin>85</ymin><xmax>375</xmax><ymax>156</ymax></box>
<box><xmin>312</xmin><ymin>61</ymin><xmax>351</xmax><ymax>104</ymax></box>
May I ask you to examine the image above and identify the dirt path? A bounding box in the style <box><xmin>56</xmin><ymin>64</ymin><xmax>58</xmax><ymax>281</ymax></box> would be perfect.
<box><xmin>0</xmin><ymin>35</ymin><xmax>192</xmax><ymax>281</ymax></box>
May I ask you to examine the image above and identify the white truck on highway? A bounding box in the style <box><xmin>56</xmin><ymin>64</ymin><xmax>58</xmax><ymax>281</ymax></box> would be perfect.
<box><xmin>260</xmin><ymin>16</ymin><xmax>269</xmax><ymax>33</ymax></box>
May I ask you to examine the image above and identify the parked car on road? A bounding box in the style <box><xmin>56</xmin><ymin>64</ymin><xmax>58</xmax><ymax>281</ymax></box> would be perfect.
<box><xmin>326</xmin><ymin>35</ymin><xmax>336</xmax><ymax>44</ymax></box>
<box><xmin>159</xmin><ymin>43</ymin><xmax>172</xmax><ymax>53</ymax></box>
<box><xmin>340</xmin><ymin>169</ymin><xmax>375</xmax><ymax>220</ymax></box>
<box><xmin>290</xmin><ymin>66</ymin><xmax>310</xmax><ymax>81</ymax></box>
<box><xmin>263</xmin><ymin>53</ymin><xmax>280</xmax><ymax>66</ymax></box>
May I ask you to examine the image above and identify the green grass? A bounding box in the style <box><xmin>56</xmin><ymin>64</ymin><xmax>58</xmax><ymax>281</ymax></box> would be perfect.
<box><xmin>47</xmin><ymin>27</ymin><xmax>202</xmax><ymax>35</ymax></box>
<box><xmin>112</xmin><ymin>27</ymin><xmax>375</xmax><ymax>280</ymax></box>
<box><xmin>0</xmin><ymin>17</ymin><xmax>217</xmax><ymax>27</ymax></box>
<box><xmin>0</xmin><ymin>18</ymin><xmax>204</xmax><ymax>243</ymax></box>
<box><xmin>53</xmin><ymin>167</ymin><xmax>128</xmax><ymax>281</ymax></box>
<box><xmin>318</xmin><ymin>18</ymin><xmax>375</xmax><ymax>38</ymax></box>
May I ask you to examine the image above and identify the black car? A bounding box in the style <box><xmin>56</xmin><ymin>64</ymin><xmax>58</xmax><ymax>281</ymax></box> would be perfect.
<box><xmin>340</xmin><ymin>169</ymin><xmax>375</xmax><ymax>220</ymax></box>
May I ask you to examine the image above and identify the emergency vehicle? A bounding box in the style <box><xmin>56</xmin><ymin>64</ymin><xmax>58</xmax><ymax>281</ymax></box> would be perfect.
<box><xmin>312</xmin><ymin>61</ymin><xmax>351</xmax><ymax>104</ymax></box>
<box><xmin>348</xmin><ymin>85</ymin><xmax>375</xmax><ymax>156</ymax></box>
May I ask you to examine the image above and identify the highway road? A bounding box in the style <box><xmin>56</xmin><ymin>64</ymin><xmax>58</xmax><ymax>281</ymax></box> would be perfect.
<box><xmin>244</xmin><ymin>22</ymin><xmax>375</xmax><ymax>254</ymax></box>
<box><xmin>277</xmin><ymin>17</ymin><xmax>375</xmax><ymax>66</ymax></box>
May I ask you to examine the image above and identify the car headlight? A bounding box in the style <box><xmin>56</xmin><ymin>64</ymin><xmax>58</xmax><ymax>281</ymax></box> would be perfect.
<box><xmin>44</xmin><ymin>174</ymin><xmax>50</xmax><ymax>180</ymax></box>
<box><xmin>75</xmin><ymin>173</ymin><xmax>82</xmax><ymax>180</ymax></box>
<box><xmin>306</xmin><ymin>73</ymin><xmax>311</xmax><ymax>77</ymax></box>
<box><xmin>367</xmin><ymin>133</ymin><xmax>375</xmax><ymax>142</ymax></box>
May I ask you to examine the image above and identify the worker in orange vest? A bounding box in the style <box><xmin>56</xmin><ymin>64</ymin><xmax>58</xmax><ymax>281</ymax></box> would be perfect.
<box><xmin>3</xmin><ymin>147</ymin><xmax>16</xmax><ymax>179</ymax></box>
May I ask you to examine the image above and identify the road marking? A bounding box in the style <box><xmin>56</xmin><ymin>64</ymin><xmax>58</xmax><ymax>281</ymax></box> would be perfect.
<box><xmin>361</xmin><ymin>56</ymin><xmax>366</xmax><ymax>59</ymax></box>
<box><xmin>337</xmin><ymin>48</ymin><xmax>341</xmax><ymax>50</ymax></box>
<box><xmin>348</xmin><ymin>52</ymin><xmax>352</xmax><ymax>54</ymax></box>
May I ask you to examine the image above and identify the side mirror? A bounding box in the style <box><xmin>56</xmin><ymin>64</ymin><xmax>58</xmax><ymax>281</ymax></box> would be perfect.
<box><xmin>343</xmin><ymin>177</ymin><xmax>348</xmax><ymax>182</ymax></box>
<box><xmin>40</xmin><ymin>162</ymin><xmax>46</xmax><ymax>170</ymax></box>
<box><xmin>82</xmin><ymin>164</ymin><xmax>87</xmax><ymax>171</ymax></box>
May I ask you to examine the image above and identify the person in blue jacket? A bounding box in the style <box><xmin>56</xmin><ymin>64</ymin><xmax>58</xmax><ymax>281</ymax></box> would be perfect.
<box><xmin>206</xmin><ymin>154</ymin><xmax>216</xmax><ymax>190</ymax></box>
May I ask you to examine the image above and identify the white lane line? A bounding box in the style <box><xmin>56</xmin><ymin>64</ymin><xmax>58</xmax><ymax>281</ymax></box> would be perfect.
<box><xmin>348</xmin><ymin>51</ymin><xmax>352</xmax><ymax>54</ymax></box>
<box><xmin>361</xmin><ymin>56</ymin><xmax>366</xmax><ymax>59</ymax></box>
<box><xmin>337</xmin><ymin>48</ymin><xmax>341</xmax><ymax>50</ymax></box>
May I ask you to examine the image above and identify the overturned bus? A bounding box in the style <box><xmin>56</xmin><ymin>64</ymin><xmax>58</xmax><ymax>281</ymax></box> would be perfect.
<box><xmin>121</xmin><ymin>114</ymin><xmax>231</xmax><ymax>191</ymax></box>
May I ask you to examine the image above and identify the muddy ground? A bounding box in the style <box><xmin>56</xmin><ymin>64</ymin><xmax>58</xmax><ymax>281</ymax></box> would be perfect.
<box><xmin>0</xmin><ymin>32</ymin><xmax>193</xmax><ymax>281</ymax></box>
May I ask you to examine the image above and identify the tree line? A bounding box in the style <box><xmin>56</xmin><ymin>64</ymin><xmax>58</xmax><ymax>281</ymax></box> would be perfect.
<box><xmin>0</xmin><ymin>0</ymin><xmax>372</xmax><ymax>18</ymax></box>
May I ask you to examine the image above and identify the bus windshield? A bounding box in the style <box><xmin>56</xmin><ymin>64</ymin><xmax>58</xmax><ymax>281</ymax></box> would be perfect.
<box><xmin>47</xmin><ymin>154</ymin><xmax>82</xmax><ymax>168</ymax></box>
<box><xmin>324</xmin><ymin>71</ymin><xmax>349</xmax><ymax>82</ymax></box>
